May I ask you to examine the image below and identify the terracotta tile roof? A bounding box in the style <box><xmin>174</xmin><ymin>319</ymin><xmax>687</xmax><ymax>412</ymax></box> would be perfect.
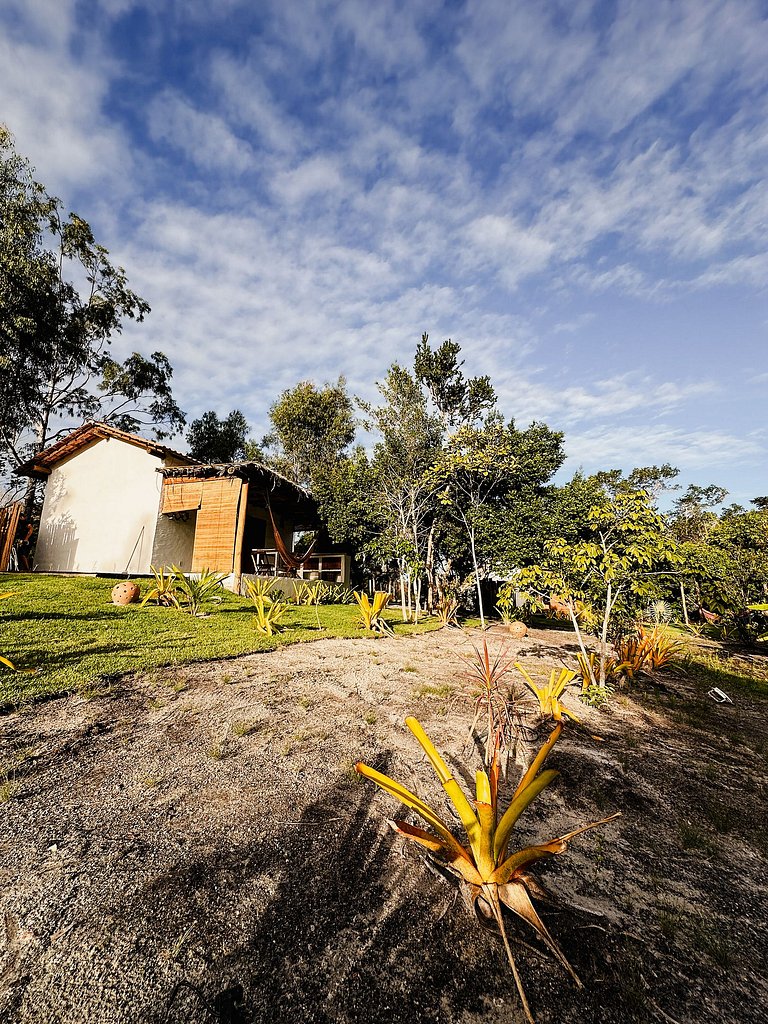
<box><xmin>15</xmin><ymin>421</ymin><xmax>197</xmax><ymax>478</ymax></box>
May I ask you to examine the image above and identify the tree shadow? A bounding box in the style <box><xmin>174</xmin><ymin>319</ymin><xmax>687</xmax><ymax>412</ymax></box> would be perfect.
<box><xmin>110</xmin><ymin>767</ymin><xmax>538</xmax><ymax>1024</ymax></box>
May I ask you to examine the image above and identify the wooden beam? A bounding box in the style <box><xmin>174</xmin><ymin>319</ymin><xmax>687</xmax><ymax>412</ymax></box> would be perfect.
<box><xmin>233</xmin><ymin>480</ymin><xmax>249</xmax><ymax>594</ymax></box>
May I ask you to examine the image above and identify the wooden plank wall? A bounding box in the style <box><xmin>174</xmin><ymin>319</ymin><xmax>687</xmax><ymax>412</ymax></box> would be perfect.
<box><xmin>191</xmin><ymin>478</ymin><xmax>242</xmax><ymax>572</ymax></box>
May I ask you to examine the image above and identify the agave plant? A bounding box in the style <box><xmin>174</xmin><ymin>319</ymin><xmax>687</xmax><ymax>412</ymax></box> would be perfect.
<box><xmin>245</xmin><ymin>579</ymin><xmax>287</xmax><ymax>636</ymax></box>
<box><xmin>354</xmin><ymin>590</ymin><xmax>392</xmax><ymax>633</ymax></box>
<box><xmin>140</xmin><ymin>566</ymin><xmax>181</xmax><ymax>609</ymax></box>
<box><xmin>515</xmin><ymin>664</ymin><xmax>582</xmax><ymax>724</ymax></box>
<box><xmin>172</xmin><ymin>567</ymin><xmax>227</xmax><ymax>616</ymax></box>
<box><xmin>356</xmin><ymin>718</ymin><xmax>619</xmax><ymax>1023</ymax></box>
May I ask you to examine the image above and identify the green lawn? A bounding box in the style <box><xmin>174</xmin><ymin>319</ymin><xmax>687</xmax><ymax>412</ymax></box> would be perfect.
<box><xmin>0</xmin><ymin>574</ymin><xmax>441</xmax><ymax>709</ymax></box>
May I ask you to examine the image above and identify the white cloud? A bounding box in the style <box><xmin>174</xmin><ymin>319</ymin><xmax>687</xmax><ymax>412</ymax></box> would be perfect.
<box><xmin>147</xmin><ymin>92</ymin><xmax>255</xmax><ymax>174</ymax></box>
<box><xmin>563</xmin><ymin>423</ymin><xmax>765</xmax><ymax>475</ymax></box>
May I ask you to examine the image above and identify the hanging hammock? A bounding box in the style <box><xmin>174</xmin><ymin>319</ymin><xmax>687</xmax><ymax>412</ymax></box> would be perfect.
<box><xmin>265</xmin><ymin>494</ymin><xmax>318</xmax><ymax>574</ymax></box>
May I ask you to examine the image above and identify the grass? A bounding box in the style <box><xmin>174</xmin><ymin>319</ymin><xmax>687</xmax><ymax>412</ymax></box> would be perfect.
<box><xmin>0</xmin><ymin>573</ymin><xmax>442</xmax><ymax>709</ymax></box>
<box><xmin>675</xmin><ymin>639</ymin><xmax>768</xmax><ymax>697</ymax></box>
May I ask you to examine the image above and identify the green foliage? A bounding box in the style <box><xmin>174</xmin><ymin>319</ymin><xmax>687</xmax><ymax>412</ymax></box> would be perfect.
<box><xmin>186</xmin><ymin>409</ymin><xmax>251</xmax><ymax>463</ymax></box>
<box><xmin>428</xmin><ymin>417</ymin><xmax>564</xmax><ymax>627</ymax></box>
<box><xmin>0</xmin><ymin>125</ymin><xmax>183</xmax><ymax>488</ymax></box>
<box><xmin>676</xmin><ymin>505</ymin><xmax>768</xmax><ymax>615</ymax></box>
<box><xmin>262</xmin><ymin>377</ymin><xmax>355</xmax><ymax>488</ymax></box>
<box><xmin>519</xmin><ymin>490</ymin><xmax>680</xmax><ymax>689</ymax></box>
<box><xmin>414</xmin><ymin>332</ymin><xmax>496</xmax><ymax>428</ymax></box>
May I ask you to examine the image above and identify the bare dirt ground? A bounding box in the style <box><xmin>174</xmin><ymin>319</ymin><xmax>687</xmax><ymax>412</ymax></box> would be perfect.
<box><xmin>1</xmin><ymin>625</ymin><xmax>767</xmax><ymax>1024</ymax></box>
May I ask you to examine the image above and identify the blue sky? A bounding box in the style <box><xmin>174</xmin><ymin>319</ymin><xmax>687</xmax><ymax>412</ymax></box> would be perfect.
<box><xmin>2</xmin><ymin>0</ymin><xmax>767</xmax><ymax>505</ymax></box>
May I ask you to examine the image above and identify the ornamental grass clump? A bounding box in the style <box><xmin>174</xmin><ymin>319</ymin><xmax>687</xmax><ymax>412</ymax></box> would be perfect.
<box><xmin>356</xmin><ymin>719</ymin><xmax>619</xmax><ymax>1023</ymax></box>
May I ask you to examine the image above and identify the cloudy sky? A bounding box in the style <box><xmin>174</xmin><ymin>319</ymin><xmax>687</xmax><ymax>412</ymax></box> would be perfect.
<box><xmin>2</xmin><ymin>0</ymin><xmax>767</xmax><ymax>504</ymax></box>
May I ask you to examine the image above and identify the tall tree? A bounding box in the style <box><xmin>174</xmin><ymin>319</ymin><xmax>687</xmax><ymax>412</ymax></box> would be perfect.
<box><xmin>427</xmin><ymin>417</ymin><xmax>564</xmax><ymax>627</ymax></box>
<box><xmin>0</xmin><ymin>125</ymin><xmax>184</xmax><ymax>511</ymax></box>
<box><xmin>262</xmin><ymin>377</ymin><xmax>355</xmax><ymax>488</ymax></box>
<box><xmin>360</xmin><ymin>363</ymin><xmax>443</xmax><ymax>620</ymax></box>
<box><xmin>414</xmin><ymin>332</ymin><xmax>496</xmax><ymax>428</ymax></box>
<box><xmin>186</xmin><ymin>409</ymin><xmax>251</xmax><ymax>463</ymax></box>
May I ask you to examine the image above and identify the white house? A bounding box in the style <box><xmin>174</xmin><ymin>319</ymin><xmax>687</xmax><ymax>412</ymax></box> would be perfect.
<box><xmin>17</xmin><ymin>421</ymin><xmax>350</xmax><ymax>588</ymax></box>
<box><xmin>17</xmin><ymin>422</ymin><xmax>196</xmax><ymax>575</ymax></box>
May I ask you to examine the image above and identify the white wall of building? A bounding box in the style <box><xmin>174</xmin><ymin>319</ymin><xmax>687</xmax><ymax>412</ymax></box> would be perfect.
<box><xmin>34</xmin><ymin>438</ymin><xmax>168</xmax><ymax>574</ymax></box>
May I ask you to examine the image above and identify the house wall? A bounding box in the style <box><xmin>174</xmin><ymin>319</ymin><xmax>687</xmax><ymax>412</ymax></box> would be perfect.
<box><xmin>34</xmin><ymin>439</ymin><xmax>167</xmax><ymax>574</ymax></box>
<box><xmin>150</xmin><ymin>511</ymin><xmax>197</xmax><ymax>571</ymax></box>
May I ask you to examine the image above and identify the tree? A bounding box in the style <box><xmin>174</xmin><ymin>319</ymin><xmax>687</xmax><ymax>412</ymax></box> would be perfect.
<box><xmin>186</xmin><ymin>409</ymin><xmax>251</xmax><ymax>463</ymax></box>
<box><xmin>593</xmin><ymin>463</ymin><xmax>680</xmax><ymax>501</ymax></box>
<box><xmin>261</xmin><ymin>378</ymin><xmax>355</xmax><ymax>488</ymax></box>
<box><xmin>669</xmin><ymin>484</ymin><xmax>728</xmax><ymax>543</ymax></box>
<box><xmin>360</xmin><ymin>363</ymin><xmax>443</xmax><ymax>621</ymax></box>
<box><xmin>430</xmin><ymin>417</ymin><xmax>569</xmax><ymax>630</ymax></box>
<box><xmin>0</xmin><ymin>125</ymin><xmax>184</xmax><ymax>511</ymax></box>
<box><xmin>414</xmin><ymin>332</ymin><xmax>496</xmax><ymax>428</ymax></box>
<box><xmin>519</xmin><ymin>490</ymin><xmax>680</xmax><ymax>691</ymax></box>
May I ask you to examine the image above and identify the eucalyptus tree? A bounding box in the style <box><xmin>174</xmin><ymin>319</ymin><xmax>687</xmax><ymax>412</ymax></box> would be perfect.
<box><xmin>0</xmin><ymin>125</ymin><xmax>184</xmax><ymax>513</ymax></box>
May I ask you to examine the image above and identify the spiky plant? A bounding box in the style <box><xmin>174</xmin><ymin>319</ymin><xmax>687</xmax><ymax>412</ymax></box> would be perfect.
<box><xmin>354</xmin><ymin>590</ymin><xmax>392</xmax><ymax>633</ymax></box>
<box><xmin>515</xmin><ymin>664</ymin><xmax>582</xmax><ymax>724</ymax></box>
<box><xmin>140</xmin><ymin>566</ymin><xmax>181</xmax><ymax>609</ymax></box>
<box><xmin>461</xmin><ymin>638</ymin><xmax>526</xmax><ymax>762</ymax></box>
<box><xmin>172</xmin><ymin>568</ymin><xmax>227</xmax><ymax>616</ymax></box>
<box><xmin>245</xmin><ymin>579</ymin><xmax>287</xmax><ymax>636</ymax></box>
<box><xmin>356</xmin><ymin>719</ymin><xmax>619</xmax><ymax>1023</ymax></box>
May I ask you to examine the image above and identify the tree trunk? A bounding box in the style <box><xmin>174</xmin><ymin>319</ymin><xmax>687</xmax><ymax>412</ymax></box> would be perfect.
<box><xmin>680</xmin><ymin>582</ymin><xmax>689</xmax><ymax>627</ymax></box>
<box><xmin>568</xmin><ymin>599</ymin><xmax>597</xmax><ymax>688</ymax></box>
<box><xmin>425</xmin><ymin>522</ymin><xmax>435</xmax><ymax>614</ymax></box>
<box><xmin>599</xmin><ymin>583</ymin><xmax>612</xmax><ymax>689</ymax></box>
<box><xmin>466</xmin><ymin>519</ymin><xmax>485</xmax><ymax>629</ymax></box>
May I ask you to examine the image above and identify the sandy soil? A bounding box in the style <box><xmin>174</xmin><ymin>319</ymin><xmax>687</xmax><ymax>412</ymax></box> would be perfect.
<box><xmin>1</xmin><ymin>625</ymin><xmax>767</xmax><ymax>1024</ymax></box>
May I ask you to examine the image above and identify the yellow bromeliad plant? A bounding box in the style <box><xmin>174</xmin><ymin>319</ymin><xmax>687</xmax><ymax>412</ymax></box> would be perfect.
<box><xmin>354</xmin><ymin>590</ymin><xmax>392</xmax><ymax>633</ymax></box>
<box><xmin>356</xmin><ymin>718</ymin><xmax>619</xmax><ymax>1023</ymax></box>
<box><xmin>515</xmin><ymin>663</ymin><xmax>581</xmax><ymax>724</ymax></box>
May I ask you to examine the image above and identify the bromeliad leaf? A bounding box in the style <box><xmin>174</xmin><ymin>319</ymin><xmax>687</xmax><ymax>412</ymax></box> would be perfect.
<box><xmin>356</xmin><ymin>717</ymin><xmax>620</xmax><ymax>1023</ymax></box>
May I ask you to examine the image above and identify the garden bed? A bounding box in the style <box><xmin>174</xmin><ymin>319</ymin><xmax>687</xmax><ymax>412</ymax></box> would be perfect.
<box><xmin>1</xmin><ymin>624</ymin><xmax>767</xmax><ymax>1022</ymax></box>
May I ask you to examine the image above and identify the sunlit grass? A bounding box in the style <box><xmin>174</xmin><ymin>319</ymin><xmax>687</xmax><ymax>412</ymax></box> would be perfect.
<box><xmin>0</xmin><ymin>573</ymin><xmax>441</xmax><ymax>708</ymax></box>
